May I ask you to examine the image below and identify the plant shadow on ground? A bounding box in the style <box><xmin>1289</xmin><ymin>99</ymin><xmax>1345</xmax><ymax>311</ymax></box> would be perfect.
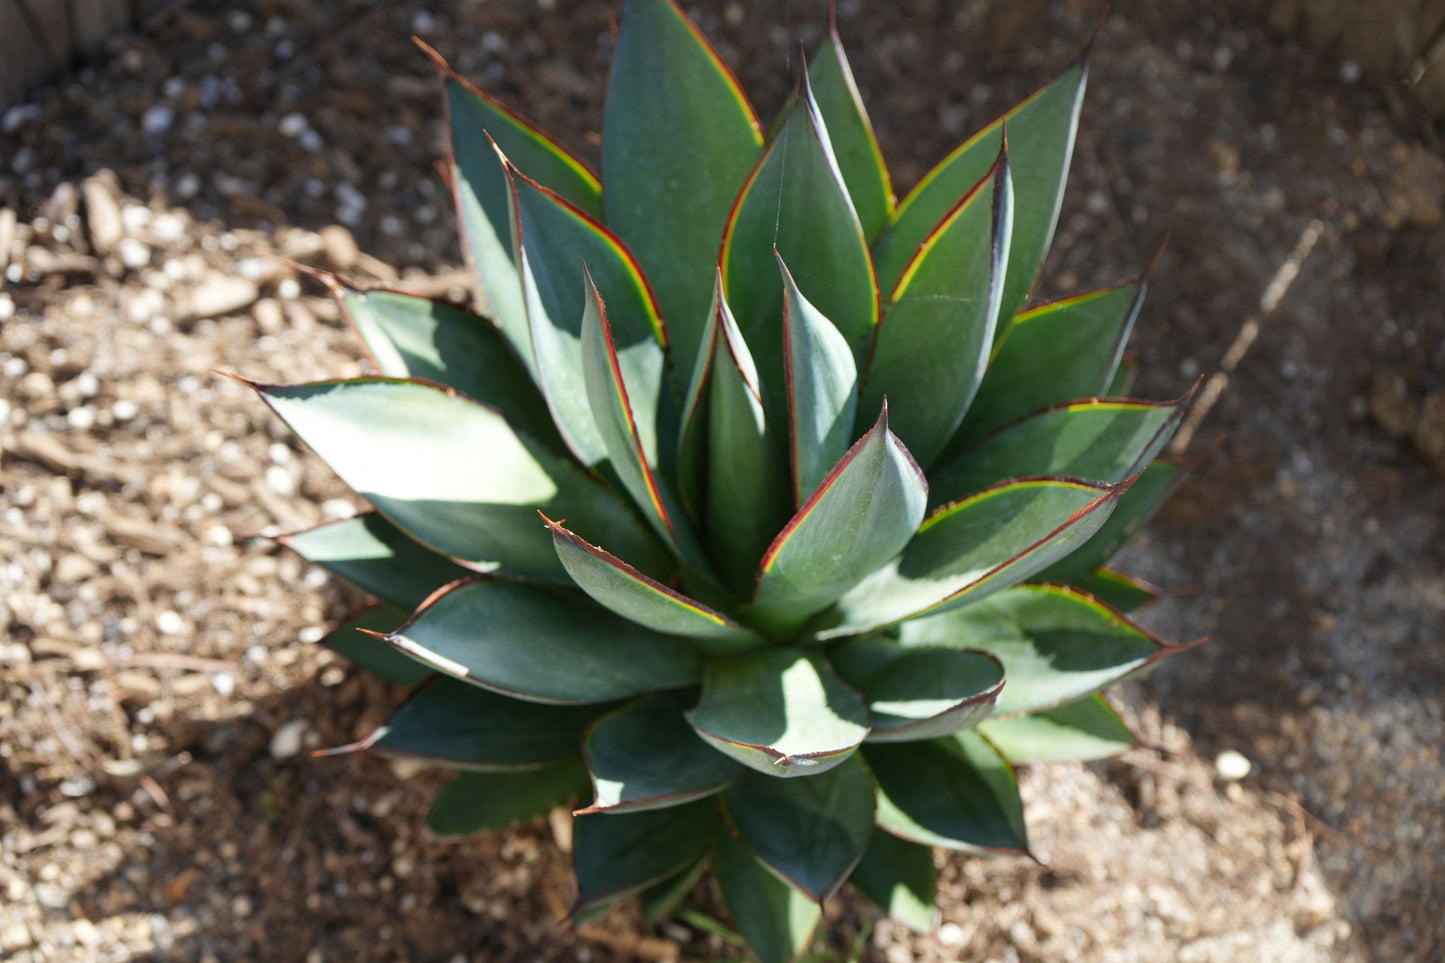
<box><xmin>2</xmin><ymin>0</ymin><xmax>1443</xmax><ymax>960</ymax></box>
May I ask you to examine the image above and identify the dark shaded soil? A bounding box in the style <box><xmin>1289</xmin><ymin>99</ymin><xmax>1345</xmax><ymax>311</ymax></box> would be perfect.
<box><xmin>1</xmin><ymin>1</ymin><xmax>1441</xmax><ymax>960</ymax></box>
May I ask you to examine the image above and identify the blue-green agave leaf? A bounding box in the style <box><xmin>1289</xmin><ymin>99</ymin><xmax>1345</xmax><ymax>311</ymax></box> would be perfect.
<box><xmin>721</xmin><ymin>754</ymin><xmax>875</xmax><ymax>902</ymax></box>
<box><xmin>639</xmin><ymin>856</ymin><xmax>710</xmax><ymax>924</ymax></box>
<box><xmin>829</xmin><ymin>637</ymin><xmax>1004</xmax><ymax>743</ymax></box>
<box><xmin>382</xmin><ymin>579</ymin><xmax>701</xmax><ymax>705</ymax></box>
<box><xmin>779</xmin><ymin>252</ymin><xmax>859</xmax><ymax>505</ymax></box>
<box><xmin>426</xmin><ymin>760</ymin><xmax>589</xmax><ymax>837</ymax></box>
<box><xmin>865</xmin><ymin>731</ymin><xmax>1028</xmax><ymax>854</ymax></box>
<box><xmin>579</xmin><ymin>695</ymin><xmax>745</xmax><ymax>814</ymax></box>
<box><xmin>603</xmin><ymin>0</ymin><xmax>763</xmax><ymax>369</ymax></box>
<box><xmin>573</xmin><ymin>798</ymin><xmax>720</xmax><ymax>910</ymax></box>
<box><xmin>848</xmin><ymin>831</ymin><xmax>938</xmax><ymax>934</ymax></box>
<box><xmin>714</xmin><ymin>830</ymin><xmax>823</xmax><ymax>963</ymax></box>
<box><xmin>318</xmin><ymin>604</ymin><xmax>431</xmax><ymax>686</ymax></box>
<box><xmin>686</xmin><ymin>647</ymin><xmax>870</xmax><ymax>777</ymax></box>
<box><xmin>897</xmin><ymin>584</ymin><xmax>1194</xmax><ymax>716</ymax></box>
<box><xmin>979</xmin><ymin>694</ymin><xmax>1137</xmax><ymax>764</ymax></box>
<box><xmin>249</xmin><ymin>377</ymin><xmax>668</xmax><ymax>581</ymax></box>
<box><xmin>1077</xmin><ymin>568</ymin><xmax>1165</xmax><ymax>613</ymax></box>
<box><xmin>1035</xmin><ymin>458</ymin><xmax>1185</xmax><ymax>585</ymax></box>
<box><xmin>807</xmin><ymin>23</ymin><xmax>894</xmax><ymax>240</ymax></box>
<box><xmin>860</xmin><ymin>148</ymin><xmax>1012</xmax><ymax>465</ymax></box>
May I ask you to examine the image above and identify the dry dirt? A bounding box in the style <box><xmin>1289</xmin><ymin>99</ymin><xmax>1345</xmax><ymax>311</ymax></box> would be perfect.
<box><xmin>1</xmin><ymin>1</ymin><xmax>1442</xmax><ymax>961</ymax></box>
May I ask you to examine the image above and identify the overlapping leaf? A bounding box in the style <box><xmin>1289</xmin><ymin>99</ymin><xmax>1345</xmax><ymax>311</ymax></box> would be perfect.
<box><xmin>383</xmin><ymin>579</ymin><xmax>701</xmax><ymax>704</ymax></box>
<box><xmin>573</xmin><ymin>799</ymin><xmax>720</xmax><ymax>910</ymax></box>
<box><xmin>603</xmin><ymin>0</ymin><xmax>763</xmax><ymax>368</ymax></box>
<box><xmin>251</xmin><ymin>377</ymin><xmax>668</xmax><ymax>580</ymax></box>
<box><xmin>861</xmin><ymin>149</ymin><xmax>1012</xmax><ymax>465</ymax></box>
<box><xmin>865</xmin><ymin>731</ymin><xmax>1028</xmax><ymax>853</ymax></box>
<box><xmin>580</xmin><ymin>695</ymin><xmax>745</xmax><ymax>813</ymax></box>
<box><xmin>979</xmin><ymin>694</ymin><xmax>1136</xmax><ymax>763</ymax></box>
<box><xmin>1036</xmin><ymin>458</ymin><xmax>1184</xmax><ymax>585</ymax></box>
<box><xmin>278</xmin><ymin>512</ymin><xmax>470</xmax><ymax>612</ymax></box>
<box><xmin>871</xmin><ymin>59</ymin><xmax>1087</xmax><ymax>322</ymax></box>
<box><xmin>807</xmin><ymin>24</ymin><xmax>893</xmax><ymax>240</ymax></box>
<box><xmin>427</xmin><ymin>761</ymin><xmax>589</xmax><ymax>837</ymax></box>
<box><xmin>721</xmin><ymin>78</ymin><xmax>878</xmax><ymax>395</ymax></box>
<box><xmin>714</xmin><ymin>830</ymin><xmax>822</xmax><ymax>963</ymax></box>
<box><xmin>721</xmin><ymin>755</ymin><xmax>875</xmax><ymax>902</ymax></box>
<box><xmin>318</xmin><ymin>604</ymin><xmax>430</xmax><ymax>686</ymax></box>
<box><xmin>848</xmin><ymin>831</ymin><xmax>938</xmax><ymax>934</ymax></box>
<box><xmin>898</xmin><ymin>584</ymin><xmax>1188</xmax><ymax>716</ymax></box>
<box><xmin>829</xmin><ymin>638</ymin><xmax>1004</xmax><ymax>742</ymax></box>
<box><xmin>687</xmin><ymin>648</ymin><xmax>869</xmax><ymax>777</ymax></box>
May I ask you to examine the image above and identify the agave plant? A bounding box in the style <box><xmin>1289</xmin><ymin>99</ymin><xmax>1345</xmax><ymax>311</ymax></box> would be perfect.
<box><xmin>237</xmin><ymin>2</ymin><xmax>1199</xmax><ymax>960</ymax></box>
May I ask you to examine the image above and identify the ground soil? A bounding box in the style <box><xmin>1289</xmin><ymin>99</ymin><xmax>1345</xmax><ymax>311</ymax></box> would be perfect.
<box><xmin>1</xmin><ymin>1</ymin><xmax>1442</xmax><ymax>961</ymax></box>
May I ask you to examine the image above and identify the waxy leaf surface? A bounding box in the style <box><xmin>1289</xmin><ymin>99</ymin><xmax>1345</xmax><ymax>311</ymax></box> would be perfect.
<box><xmin>931</xmin><ymin>398</ymin><xmax>1186</xmax><ymax>506</ymax></box>
<box><xmin>320</xmin><ymin>604</ymin><xmax>431</xmax><ymax>686</ymax></box>
<box><xmin>687</xmin><ymin>648</ymin><xmax>869</xmax><ymax>777</ymax></box>
<box><xmin>714</xmin><ymin>830</ymin><xmax>822</xmax><ymax>963</ymax></box>
<box><xmin>722</xmin><ymin>755</ymin><xmax>875</xmax><ymax>902</ymax></box>
<box><xmin>255</xmin><ymin>378</ymin><xmax>667</xmax><ymax>580</ymax></box>
<box><xmin>1078</xmin><ymin>569</ymin><xmax>1161</xmax><ymax>613</ymax></box>
<box><xmin>753</xmin><ymin>406</ymin><xmax>927</xmax><ymax>635</ymax></box>
<box><xmin>385</xmin><ymin>580</ymin><xmax>700</xmax><ymax>704</ymax></box>
<box><xmin>848</xmin><ymin>831</ymin><xmax>938</xmax><ymax>934</ymax></box>
<box><xmin>807</xmin><ymin>28</ymin><xmax>893</xmax><ymax>240</ymax></box>
<box><xmin>898</xmin><ymin>584</ymin><xmax>1175</xmax><ymax>716</ymax></box>
<box><xmin>581</xmin><ymin>696</ymin><xmax>745</xmax><ymax>813</ymax></box>
<box><xmin>861</xmin><ymin>152</ymin><xmax>1012</xmax><ymax>465</ymax></box>
<box><xmin>872</xmin><ymin>61</ymin><xmax>1086</xmax><ymax>322</ymax></box>
<box><xmin>603</xmin><ymin>0</ymin><xmax>762</xmax><ymax>367</ymax></box>
<box><xmin>278</xmin><ymin>512</ymin><xmax>470</xmax><ymax>612</ymax></box>
<box><xmin>573</xmin><ymin>799</ymin><xmax>720</xmax><ymax>909</ymax></box>
<box><xmin>426</xmin><ymin>761</ymin><xmax>588</xmax><ymax>837</ymax></box>
<box><xmin>442</xmin><ymin>68</ymin><xmax>600</xmax><ymax>371</ymax></box>
<box><xmin>829</xmin><ymin>638</ymin><xmax>1004</xmax><ymax>742</ymax></box>
<box><xmin>866</xmin><ymin>731</ymin><xmax>1028</xmax><ymax>853</ymax></box>
<box><xmin>721</xmin><ymin>80</ymin><xmax>877</xmax><ymax>396</ymax></box>
<box><xmin>979</xmin><ymin>694</ymin><xmax>1136</xmax><ymax>763</ymax></box>
<box><xmin>371</xmin><ymin>675</ymin><xmax>598</xmax><ymax>771</ymax></box>
<box><xmin>1036</xmin><ymin>459</ymin><xmax>1182</xmax><ymax>584</ymax></box>
<box><xmin>510</xmin><ymin>163</ymin><xmax>669</xmax><ymax>470</ymax></box>
<box><xmin>826</xmin><ymin>477</ymin><xmax>1121</xmax><ymax>634</ymax></box>
<box><xmin>955</xmin><ymin>279</ymin><xmax>1144</xmax><ymax>448</ymax></box>
<box><xmin>547</xmin><ymin>518</ymin><xmax>763</xmax><ymax>657</ymax></box>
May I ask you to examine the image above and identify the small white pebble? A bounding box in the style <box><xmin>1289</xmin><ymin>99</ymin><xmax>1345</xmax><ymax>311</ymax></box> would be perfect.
<box><xmin>155</xmin><ymin>610</ymin><xmax>185</xmax><ymax>635</ymax></box>
<box><xmin>269</xmin><ymin>718</ymin><xmax>309</xmax><ymax>760</ymax></box>
<box><xmin>111</xmin><ymin>399</ymin><xmax>139</xmax><ymax>421</ymax></box>
<box><xmin>141</xmin><ymin>105</ymin><xmax>174</xmax><ymax>135</ymax></box>
<box><xmin>75</xmin><ymin>371</ymin><xmax>99</xmax><ymax>397</ymax></box>
<box><xmin>278</xmin><ymin>112</ymin><xmax>308</xmax><ymax>138</ymax></box>
<box><xmin>2</xmin><ymin>356</ymin><xmax>26</xmax><ymax>377</ymax></box>
<box><xmin>66</xmin><ymin>407</ymin><xmax>97</xmax><ymax>430</ymax></box>
<box><xmin>299</xmin><ymin>626</ymin><xmax>325</xmax><ymax>644</ymax></box>
<box><xmin>204</xmin><ymin>524</ymin><xmax>233</xmax><ymax>548</ymax></box>
<box><xmin>174</xmin><ymin>172</ymin><xmax>201</xmax><ymax>200</ymax></box>
<box><xmin>937</xmin><ymin>922</ymin><xmax>967</xmax><ymax>948</ymax></box>
<box><xmin>411</xmin><ymin>9</ymin><xmax>437</xmax><ymax>34</ymax></box>
<box><xmin>118</xmin><ymin>237</ymin><xmax>150</xmax><ymax>270</ymax></box>
<box><xmin>1215</xmin><ymin>749</ymin><xmax>1252</xmax><ymax>781</ymax></box>
<box><xmin>265</xmin><ymin>464</ymin><xmax>296</xmax><ymax>497</ymax></box>
<box><xmin>320</xmin><ymin>499</ymin><xmax>357</xmax><ymax>521</ymax></box>
<box><xmin>0</xmin><ymin>295</ymin><xmax>14</xmax><ymax>321</ymax></box>
<box><xmin>212</xmin><ymin>673</ymin><xmax>235</xmax><ymax>698</ymax></box>
<box><xmin>268</xmin><ymin>442</ymin><xmax>292</xmax><ymax>464</ymax></box>
<box><xmin>277</xmin><ymin>278</ymin><xmax>301</xmax><ymax>300</ymax></box>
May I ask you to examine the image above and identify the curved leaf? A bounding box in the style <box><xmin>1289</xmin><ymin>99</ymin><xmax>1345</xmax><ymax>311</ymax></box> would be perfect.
<box><xmin>277</xmin><ymin>513</ymin><xmax>470</xmax><ymax>611</ymax></box>
<box><xmin>573</xmin><ymin>798</ymin><xmax>720</xmax><ymax>910</ymax></box>
<box><xmin>383</xmin><ymin>579</ymin><xmax>701</xmax><ymax>705</ymax></box>
<box><xmin>640</xmin><ymin>856</ymin><xmax>710</xmax><ymax>924</ymax></box>
<box><xmin>860</xmin><ymin>148</ymin><xmax>1012</xmax><ymax>465</ymax></box>
<box><xmin>829</xmin><ymin>638</ymin><xmax>1003</xmax><ymax>743</ymax></box>
<box><xmin>333</xmin><ymin>283</ymin><xmax>563</xmax><ymax>449</ymax></box>
<box><xmin>507</xmin><ymin>158</ymin><xmax>671</xmax><ymax>471</ymax></box>
<box><xmin>251</xmin><ymin>377</ymin><xmax>668</xmax><ymax>580</ymax></box>
<box><xmin>360</xmin><ymin>675</ymin><xmax>598</xmax><ymax>771</ymax></box>
<box><xmin>779</xmin><ymin>253</ymin><xmax>859</xmax><ymax>505</ymax></box>
<box><xmin>699</xmin><ymin>285</ymin><xmax>793</xmax><ymax>595</ymax></box>
<box><xmin>714</xmin><ymin>830</ymin><xmax>822</xmax><ymax>963</ymax></box>
<box><xmin>979</xmin><ymin>694</ymin><xmax>1136</xmax><ymax>764</ymax></box>
<box><xmin>808</xmin><ymin>25</ymin><xmax>893</xmax><ymax>240</ymax></box>
<box><xmin>752</xmin><ymin>404</ymin><xmax>927</xmax><ymax>636</ymax></box>
<box><xmin>603</xmin><ymin>0</ymin><xmax>762</xmax><ymax>368</ymax></box>
<box><xmin>580</xmin><ymin>696</ymin><xmax>745</xmax><ymax>814</ymax></box>
<box><xmin>1077</xmin><ymin>568</ymin><xmax>1163</xmax><ymax>613</ymax></box>
<box><xmin>930</xmin><ymin>396</ymin><xmax>1190</xmax><ymax>507</ymax></box>
<box><xmin>848</xmin><ymin>831</ymin><xmax>938</xmax><ymax>934</ymax></box>
<box><xmin>546</xmin><ymin>516</ymin><xmax>763</xmax><ymax>658</ymax></box>
<box><xmin>954</xmin><ymin>278</ymin><xmax>1146</xmax><ymax>448</ymax></box>
<box><xmin>721</xmin><ymin>755</ymin><xmax>874</xmax><ymax>902</ymax></box>
<box><xmin>865</xmin><ymin>731</ymin><xmax>1028</xmax><ymax>854</ymax></box>
<box><xmin>1036</xmin><ymin>458</ymin><xmax>1183</xmax><ymax>584</ymax></box>
<box><xmin>897</xmin><ymin>584</ymin><xmax>1187</xmax><ymax>716</ymax></box>
<box><xmin>579</xmin><ymin>270</ymin><xmax>698</xmax><ymax>559</ymax></box>
<box><xmin>319</xmin><ymin>603</ymin><xmax>431</xmax><ymax>686</ymax></box>
<box><xmin>825</xmin><ymin>476</ymin><xmax>1124</xmax><ymax>635</ymax></box>
<box><xmin>872</xmin><ymin>59</ymin><xmax>1087</xmax><ymax>321</ymax></box>
<box><xmin>720</xmin><ymin>78</ymin><xmax>878</xmax><ymax>396</ymax></box>
<box><xmin>426</xmin><ymin>760</ymin><xmax>588</xmax><ymax>837</ymax></box>
<box><xmin>686</xmin><ymin>648</ymin><xmax>869</xmax><ymax>777</ymax></box>
<box><xmin>433</xmin><ymin>48</ymin><xmax>600</xmax><ymax>371</ymax></box>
